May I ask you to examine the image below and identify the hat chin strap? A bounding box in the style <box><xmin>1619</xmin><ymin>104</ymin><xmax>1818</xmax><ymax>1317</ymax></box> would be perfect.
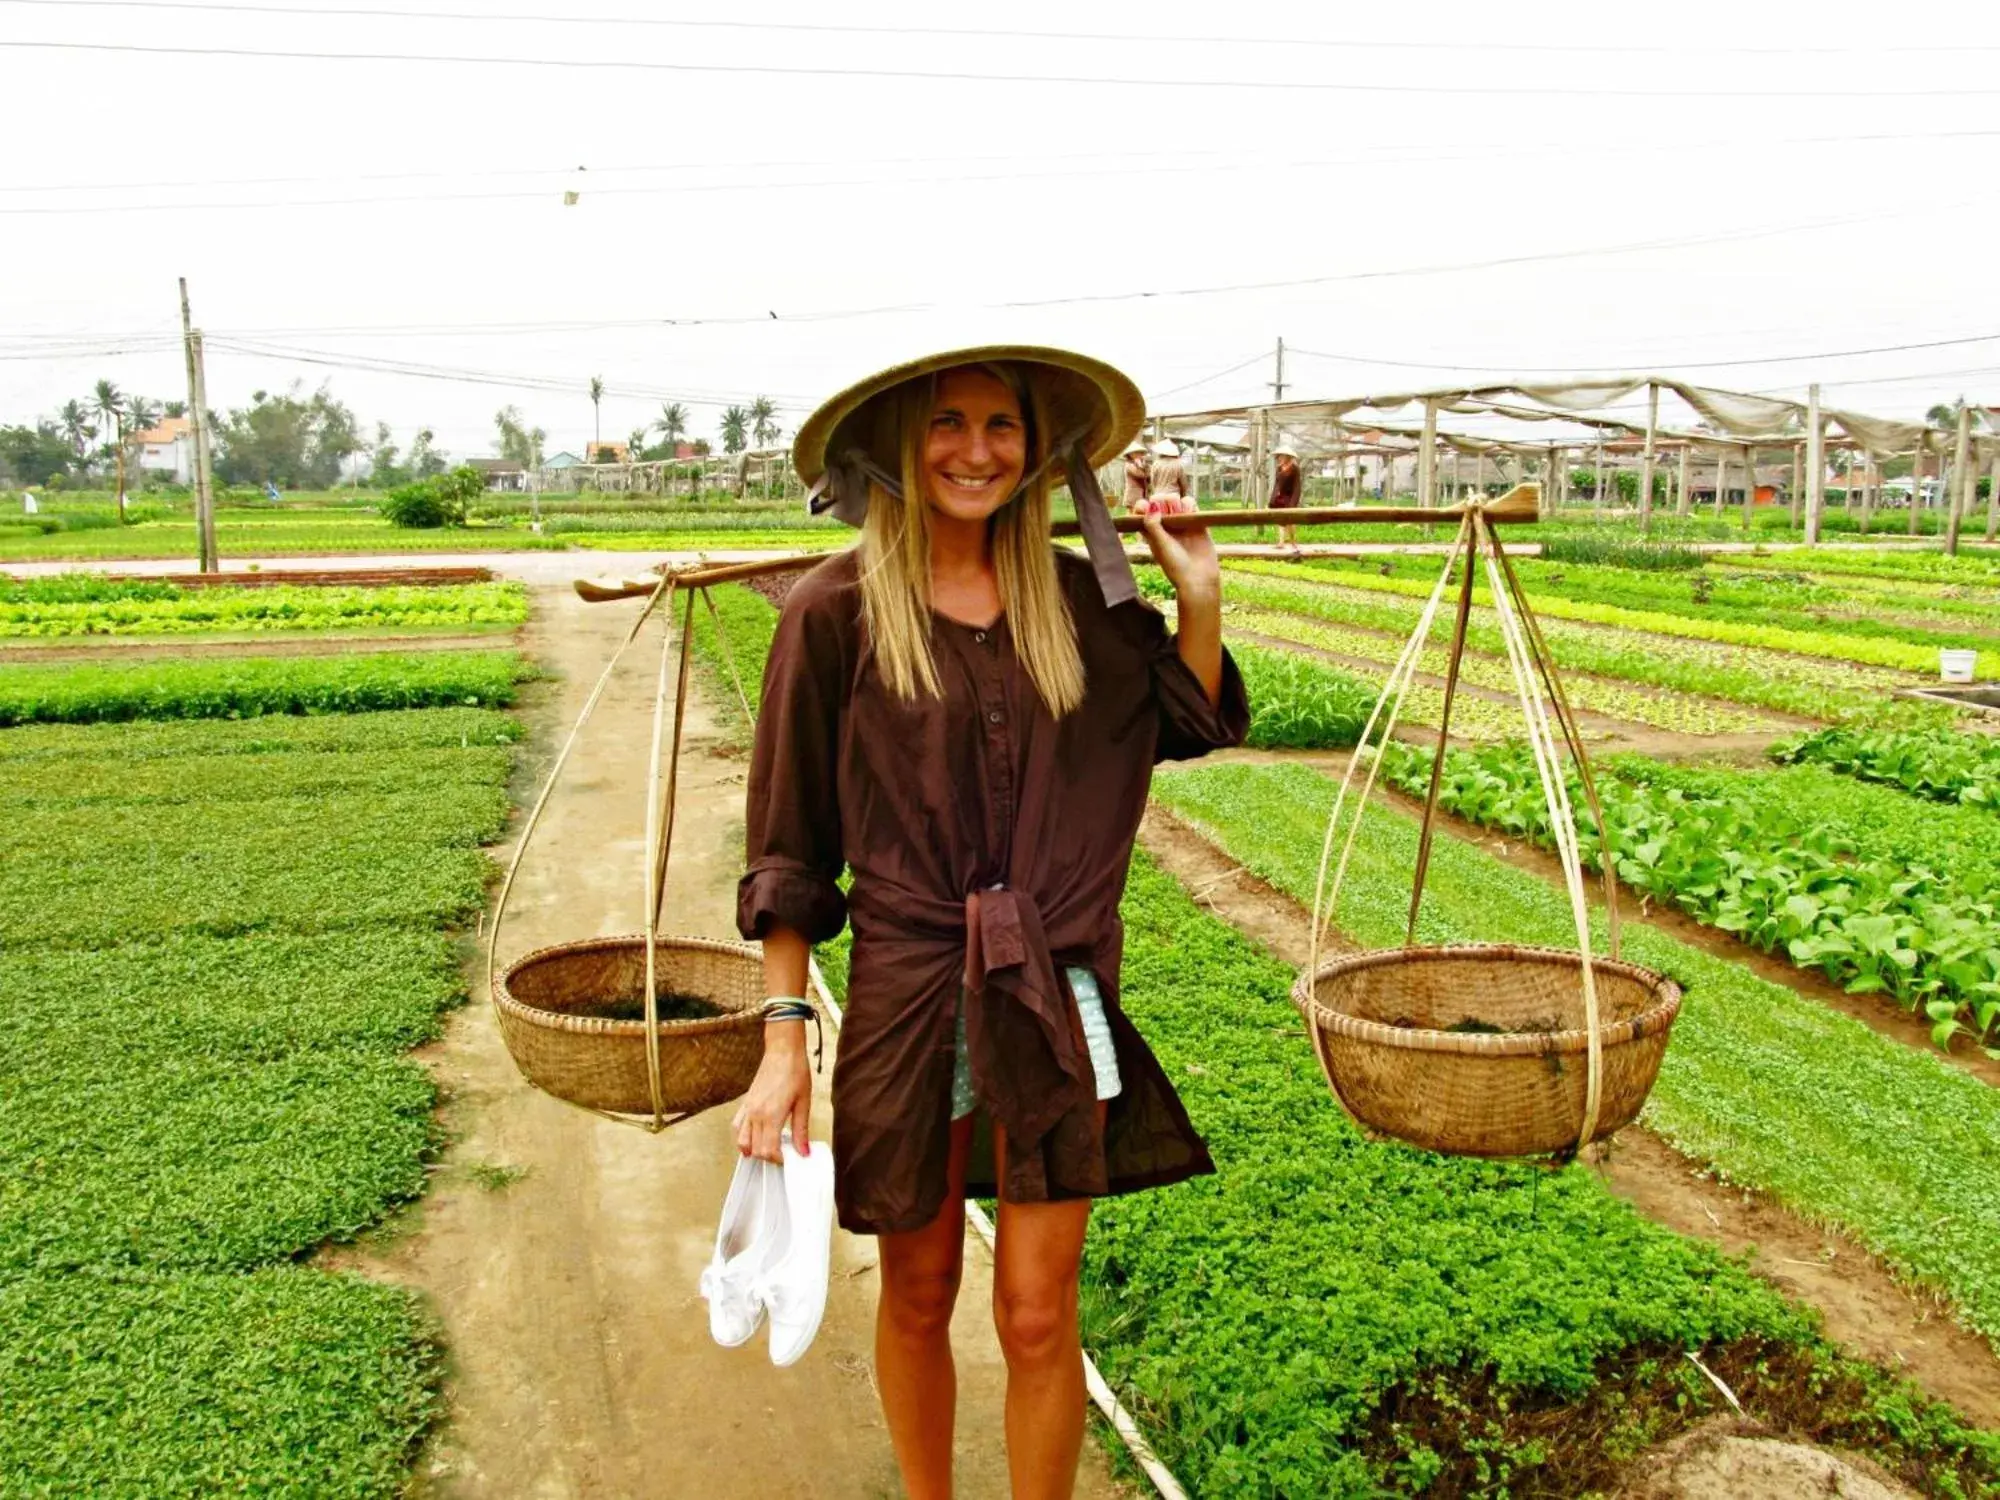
<box><xmin>805</xmin><ymin>426</ymin><xmax>1139</xmax><ymax>608</ymax></box>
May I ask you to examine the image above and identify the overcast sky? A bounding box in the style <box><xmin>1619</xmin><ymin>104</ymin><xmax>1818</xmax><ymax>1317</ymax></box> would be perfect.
<box><xmin>3</xmin><ymin>0</ymin><xmax>1997</xmax><ymax>462</ymax></box>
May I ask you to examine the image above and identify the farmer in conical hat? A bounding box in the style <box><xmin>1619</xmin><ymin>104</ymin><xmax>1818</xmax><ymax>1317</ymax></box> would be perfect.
<box><xmin>1120</xmin><ymin>435</ymin><xmax>1151</xmax><ymax>515</ymax></box>
<box><xmin>1271</xmin><ymin>439</ymin><xmax>1303</xmax><ymax>545</ymax></box>
<box><xmin>1147</xmin><ymin>438</ymin><xmax>1191</xmax><ymax>513</ymax></box>
<box><xmin>735</xmin><ymin>345</ymin><xmax>1247</xmax><ymax>1495</ymax></box>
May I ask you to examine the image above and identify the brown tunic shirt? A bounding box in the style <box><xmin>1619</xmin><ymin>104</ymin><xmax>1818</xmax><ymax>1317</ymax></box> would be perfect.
<box><xmin>1121</xmin><ymin>454</ymin><xmax>1151</xmax><ymax>509</ymax></box>
<box><xmin>738</xmin><ymin>548</ymin><xmax>1250</xmax><ymax>1234</ymax></box>
<box><xmin>1270</xmin><ymin>457</ymin><xmax>1302</xmax><ymax>509</ymax></box>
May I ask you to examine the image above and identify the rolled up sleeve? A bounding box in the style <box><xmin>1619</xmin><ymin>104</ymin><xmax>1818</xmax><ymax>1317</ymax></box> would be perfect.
<box><xmin>736</xmin><ymin>581</ymin><xmax>849</xmax><ymax>944</ymax></box>
<box><xmin>1154</xmin><ymin>639</ymin><xmax>1249</xmax><ymax>762</ymax></box>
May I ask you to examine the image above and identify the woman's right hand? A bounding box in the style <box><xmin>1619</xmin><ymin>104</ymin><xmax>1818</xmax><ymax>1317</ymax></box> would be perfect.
<box><xmin>733</xmin><ymin>1023</ymin><xmax>812</xmax><ymax>1162</ymax></box>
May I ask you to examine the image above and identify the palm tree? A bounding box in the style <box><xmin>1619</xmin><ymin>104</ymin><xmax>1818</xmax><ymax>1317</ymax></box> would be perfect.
<box><xmin>58</xmin><ymin>399</ymin><xmax>93</xmax><ymax>463</ymax></box>
<box><xmin>589</xmin><ymin>376</ymin><xmax>604</xmax><ymax>455</ymax></box>
<box><xmin>655</xmin><ymin>402</ymin><xmax>689</xmax><ymax>453</ymax></box>
<box><xmin>720</xmin><ymin>406</ymin><xmax>749</xmax><ymax>455</ymax></box>
<box><xmin>627</xmin><ymin>427</ymin><xmax>649</xmax><ymax>462</ymax></box>
<box><xmin>122</xmin><ymin>396</ymin><xmax>161</xmax><ymax>515</ymax></box>
<box><xmin>749</xmin><ymin>396</ymin><xmax>780</xmax><ymax>449</ymax></box>
<box><xmin>91</xmin><ymin>379</ymin><xmax>124</xmax><ymax>449</ymax></box>
<box><xmin>91</xmin><ymin>380</ymin><xmax>132</xmax><ymax>520</ymax></box>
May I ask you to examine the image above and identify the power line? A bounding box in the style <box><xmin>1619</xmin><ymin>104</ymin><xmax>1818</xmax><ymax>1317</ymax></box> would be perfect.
<box><xmin>206</xmin><ymin>336</ymin><xmax>812</xmax><ymax>409</ymax></box>
<box><xmin>8</xmin><ymin>0</ymin><xmax>1999</xmax><ymax>58</ymax></box>
<box><xmin>1148</xmin><ymin>352</ymin><xmax>1274</xmax><ymax>402</ymax></box>
<box><xmin>1286</xmin><ymin>331</ymin><xmax>2000</xmax><ymax>377</ymax></box>
<box><xmin>10</xmin><ymin>126</ymin><xmax>1997</xmax><ymax>202</ymax></box>
<box><xmin>8</xmin><ymin>38</ymin><xmax>1997</xmax><ymax>97</ymax></box>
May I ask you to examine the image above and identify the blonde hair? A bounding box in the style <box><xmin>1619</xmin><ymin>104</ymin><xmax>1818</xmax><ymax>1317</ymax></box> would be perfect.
<box><xmin>856</xmin><ymin>363</ymin><xmax>1085</xmax><ymax>717</ymax></box>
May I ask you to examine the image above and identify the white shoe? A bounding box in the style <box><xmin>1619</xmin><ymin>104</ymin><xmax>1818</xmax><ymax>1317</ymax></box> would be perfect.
<box><xmin>756</xmin><ymin>1133</ymin><xmax>835</xmax><ymax>1368</ymax></box>
<box><xmin>699</xmin><ymin>1155</ymin><xmax>783</xmax><ymax>1348</ymax></box>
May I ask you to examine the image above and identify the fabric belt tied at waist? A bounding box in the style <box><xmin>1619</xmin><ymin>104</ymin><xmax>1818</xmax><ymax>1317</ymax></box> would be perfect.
<box><xmin>962</xmin><ymin>886</ymin><xmax>1092</xmax><ymax>1144</ymax></box>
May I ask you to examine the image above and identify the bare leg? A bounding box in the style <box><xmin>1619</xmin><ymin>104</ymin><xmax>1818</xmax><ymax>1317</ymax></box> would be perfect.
<box><xmin>990</xmin><ymin>1111</ymin><xmax>1102</xmax><ymax>1500</ymax></box>
<box><xmin>876</xmin><ymin>1115</ymin><xmax>973</xmax><ymax>1500</ymax></box>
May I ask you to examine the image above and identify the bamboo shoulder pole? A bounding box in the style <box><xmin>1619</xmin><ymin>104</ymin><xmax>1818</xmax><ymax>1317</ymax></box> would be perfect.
<box><xmin>572</xmin><ymin>487</ymin><xmax>1545</xmax><ymax>600</ymax></box>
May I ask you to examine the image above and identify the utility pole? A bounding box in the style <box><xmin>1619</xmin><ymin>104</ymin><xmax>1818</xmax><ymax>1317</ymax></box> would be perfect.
<box><xmin>1270</xmin><ymin>337</ymin><xmax>1286</xmax><ymax>403</ymax></box>
<box><xmin>178</xmin><ymin>278</ymin><xmax>218</xmax><ymax>573</ymax></box>
<box><xmin>1946</xmin><ymin>403</ymin><xmax>1972</xmax><ymax>557</ymax></box>
<box><xmin>1804</xmin><ymin>383</ymin><xmax>1824</xmax><ymax>546</ymax></box>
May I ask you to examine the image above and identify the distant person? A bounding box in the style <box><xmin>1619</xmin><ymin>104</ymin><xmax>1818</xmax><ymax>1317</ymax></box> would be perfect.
<box><xmin>264</xmin><ymin>480</ymin><xmax>282</xmax><ymax>502</ymax></box>
<box><xmin>22</xmin><ymin>491</ymin><xmax>39</xmax><ymax>515</ymax></box>
<box><xmin>1271</xmin><ymin>441</ymin><xmax>1302</xmax><ymax>545</ymax></box>
<box><xmin>1121</xmin><ymin>438</ymin><xmax>1151</xmax><ymax>515</ymax></box>
<box><xmin>1147</xmin><ymin>440</ymin><xmax>1191</xmax><ymax>513</ymax></box>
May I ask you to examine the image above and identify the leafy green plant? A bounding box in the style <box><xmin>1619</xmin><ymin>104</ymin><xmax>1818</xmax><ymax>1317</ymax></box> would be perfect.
<box><xmin>1374</xmin><ymin>741</ymin><xmax>2000</xmax><ymax>1055</ymax></box>
<box><xmin>1540</xmin><ymin>536</ymin><xmax>1703</xmax><ymax>571</ymax></box>
<box><xmin>1775</xmin><ymin>725</ymin><xmax>2000</xmax><ymax>812</ymax></box>
<box><xmin>0</xmin><ymin>649</ymin><xmax>525</xmax><ymax>726</ymax></box>
<box><xmin>0</xmin><ymin>581</ymin><xmax>527</xmax><ymax>638</ymax></box>
<box><xmin>379</xmin><ymin>465</ymin><xmax>483</xmax><ymax>529</ymax></box>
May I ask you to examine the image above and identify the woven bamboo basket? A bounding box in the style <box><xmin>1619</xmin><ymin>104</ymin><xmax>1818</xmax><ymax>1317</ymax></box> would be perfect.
<box><xmin>496</xmin><ymin>934</ymin><xmax>766</xmax><ymax>1118</ymax></box>
<box><xmin>1301</xmin><ymin>502</ymin><xmax>1683</xmax><ymax>1158</ymax></box>
<box><xmin>486</xmin><ymin>576</ymin><xmax>787</xmax><ymax>1130</ymax></box>
<box><xmin>1293</xmin><ymin>945</ymin><xmax>1680</xmax><ymax>1156</ymax></box>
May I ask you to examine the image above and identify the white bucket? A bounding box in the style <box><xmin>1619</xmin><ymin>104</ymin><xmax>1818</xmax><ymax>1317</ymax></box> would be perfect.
<box><xmin>1940</xmin><ymin>648</ymin><xmax>1977</xmax><ymax>683</ymax></box>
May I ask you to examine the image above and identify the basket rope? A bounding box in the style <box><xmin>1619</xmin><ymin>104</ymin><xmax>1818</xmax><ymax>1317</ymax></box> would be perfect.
<box><xmin>1474</xmin><ymin>514</ymin><xmax>1603</xmax><ymax>1146</ymax></box>
<box><xmin>1302</xmin><ymin>501</ymin><xmax>1624</xmax><ymax>1156</ymax></box>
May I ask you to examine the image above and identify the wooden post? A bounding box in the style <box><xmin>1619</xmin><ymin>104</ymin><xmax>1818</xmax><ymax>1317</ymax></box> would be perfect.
<box><xmin>1908</xmin><ymin>436</ymin><xmax>1925</xmax><ymax>536</ymax></box>
<box><xmin>1418</xmin><ymin>399</ymin><xmax>1438</xmax><ymax>508</ymax></box>
<box><xmin>1947</xmin><ymin>404</ymin><xmax>1973</xmax><ymax>556</ymax></box>
<box><xmin>1676</xmin><ymin>441</ymin><xmax>1692</xmax><ymax>517</ymax></box>
<box><xmin>1741</xmin><ymin>444</ymin><xmax>1755</xmax><ymax>533</ymax></box>
<box><xmin>1789</xmin><ymin>444</ymin><xmax>1803</xmax><ymax>530</ymax></box>
<box><xmin>178</xmin><ymin>278</ymin><xmax>218</xmax><ymax>572</ymax></box>
<box><xmin>1803</xmin><ymin>384</ymin><xmax>1824</xmax><ymax>546</ymax></box>
<box><xmin>1542</xmin><ymin>444</ymin><xmax>1557</xmax><ymax>520</ymax></box>
<box><xmin>1639</xmin><ymin>382</ymin><xmax>1658</xmax><ymax>532</ymax></box>
<box><xmin>1592</xmin><ymin>439</ymin><xmax>1605</xmax><ymax>519</ymax></box>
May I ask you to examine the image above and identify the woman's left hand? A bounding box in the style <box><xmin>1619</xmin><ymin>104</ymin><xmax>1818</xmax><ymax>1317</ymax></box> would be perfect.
<box><xmin>1138</xmin><ymin>498</ymin><xmax>1220</xmax><ymax>604</ymax></box>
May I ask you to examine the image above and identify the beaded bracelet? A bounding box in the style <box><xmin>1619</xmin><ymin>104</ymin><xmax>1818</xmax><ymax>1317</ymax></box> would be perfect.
<box><xmin>760</xmin><ymin>997</ymin><xmax>824</xmax><ymax>1070</ymax></box>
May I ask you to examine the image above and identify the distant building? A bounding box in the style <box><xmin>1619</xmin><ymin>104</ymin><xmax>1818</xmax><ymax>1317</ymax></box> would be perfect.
<box><xmin>466</xmin><ymin>457</ymin><xmax>525</xmax><ymax>492</ymax></box>
<box><xmin>586</xmin><ymin>442</ymin><xmax>630</xmax><ymax>465</ymax></box>
<box><xmin>542</xmin><ymin>451</ymin><xmax>582</xmax><ymax>471</ymax></box>
<box><xmin>131</xmin><ymin>416</ymin><xmax>193</xmax><ymax>483</ymax></box>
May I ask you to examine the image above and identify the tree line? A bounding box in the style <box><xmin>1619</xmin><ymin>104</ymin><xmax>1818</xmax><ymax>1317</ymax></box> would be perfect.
<box><xmin>2</xmin><ymin>377</ymin><xmax>791</xmax><ymax>495</ymax></box>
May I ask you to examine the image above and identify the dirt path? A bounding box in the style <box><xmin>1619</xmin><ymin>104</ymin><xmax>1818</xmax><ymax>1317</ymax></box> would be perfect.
<box><xmin>1137</xmin><ymin>806</ymin><xmax>2000</xmax><ymax>1433</ymax></box>
<box><xmin>347</xmin><ymin>584</ymin><xmax>1126</xmax><ymax>1499</ymax></box>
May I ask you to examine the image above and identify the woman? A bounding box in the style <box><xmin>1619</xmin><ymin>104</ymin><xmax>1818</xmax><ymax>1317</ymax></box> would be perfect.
<box><xmin>1146</xmin><ymin>438</ymin><xmax>1191</xmax><ymax>513</ymax></box>
<box><xmin>1270</xmin><ymin>440</ymin><xmax>1302</xmax><ymax>546</ymax></box>
<box><xmin>733</xmin><ymin>345</ymin><xmax>1247</xmax><ymax>1499</ymax></box>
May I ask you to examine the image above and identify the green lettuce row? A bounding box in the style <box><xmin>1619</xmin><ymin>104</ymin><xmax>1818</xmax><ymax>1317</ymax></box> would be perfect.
<box><xmin>1227</xmin><ymin>556</ymin><xmax>1983</xmax><ymax>677</ymax></box>
<box><xmin>1376</xmin><ymin>741</ymin><xmax>2000</xmax><ymax>1054</ymax></box>
<box><xmin>1221</xmin><ymin>563</ymin><xmax>1905</xmax><ymax>718</ymax></box>
<box><xmin>0</xmin><ymin>705</ymin><xmax>521</xmax><ymax>763</ymax></box>
<box><xmin>0</xmin><ymin>648</ymin><xmax>525</xmax><ymax>726</ymax></box>
<box><xmin>0</xmin><ymin>582</ymin><xmax>527</xmax><ymax>638</ymax></box>
<box><xmin>1776</xmin><ymin>725</ymin><xmax>2000</xmax><ymax>813</ymax></box>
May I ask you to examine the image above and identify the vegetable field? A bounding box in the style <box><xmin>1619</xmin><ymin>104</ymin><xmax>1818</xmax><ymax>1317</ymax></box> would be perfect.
<box><xmin>690</xmin><ymin>534</ymin><xmax>2000</xmax><ymax>1496</ymax></box>
<box><xmin>0</xmin><ymin>699</ymin><xmax>519</xmax><ymax>1491</ymax></box>
<box><xmin>9</xmin><ymin>527</ymin><xmax>2000</xmax><ymax>1496</ymax></box>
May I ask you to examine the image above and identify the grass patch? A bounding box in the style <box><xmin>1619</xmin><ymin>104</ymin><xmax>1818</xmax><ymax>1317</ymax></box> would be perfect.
<box><xmin>0</xmin><ymin>648</ymin><xmax>525</xmax><ymax>726</ymax></box>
